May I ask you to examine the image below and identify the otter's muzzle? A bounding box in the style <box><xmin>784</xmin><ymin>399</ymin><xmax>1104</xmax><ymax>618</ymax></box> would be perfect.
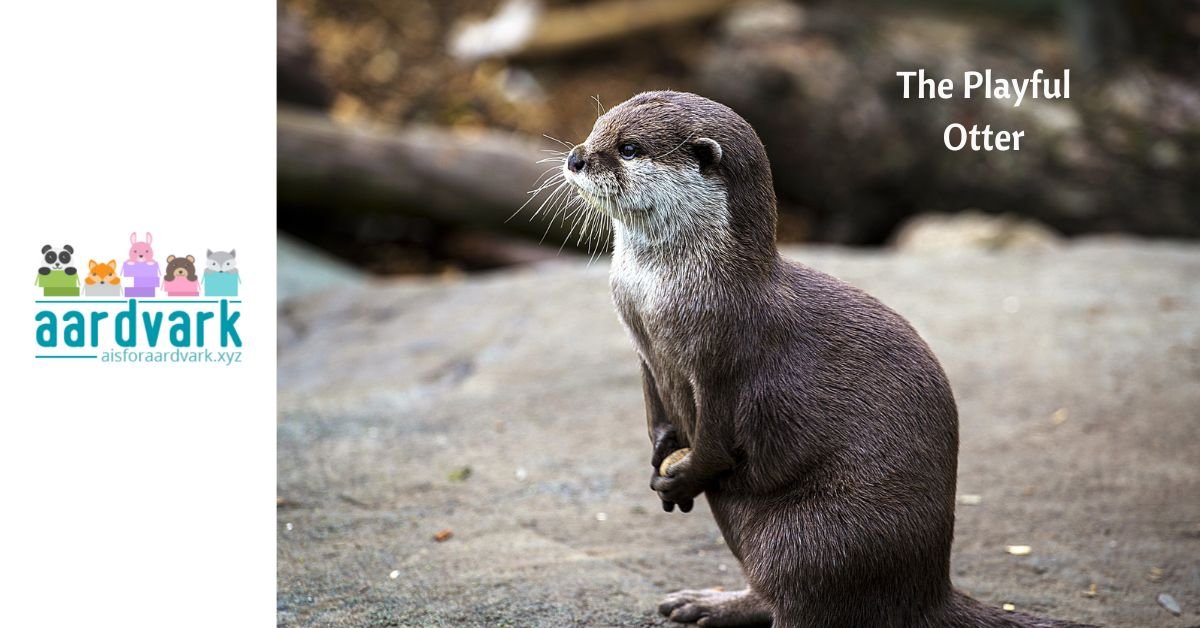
<box><xmin>567</xmin><ymin>147</ymin><xmax>586</xmax><ymax>173</ymax></box>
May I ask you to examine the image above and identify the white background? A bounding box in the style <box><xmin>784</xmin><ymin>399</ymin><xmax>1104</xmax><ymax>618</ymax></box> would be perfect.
<box><xmin>0</xmin><ymin>2</ymin><xmax>275</xmax><ymax>625</ymax></box>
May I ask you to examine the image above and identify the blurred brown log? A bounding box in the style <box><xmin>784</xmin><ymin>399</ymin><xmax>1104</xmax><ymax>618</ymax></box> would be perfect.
<box><xmin>278</xmin><ymin>108</ymin><xmax>589</xmax><ymax>245</ymax></box>
<box><xmin>442</xmin><ymin>230</ymin><xmax>569</xmax><ymax>267</ymax></box>
<box><xmin>451</xmin><ymin>0</ymin><xmax>739</xmax><ymax>62</ymax></box>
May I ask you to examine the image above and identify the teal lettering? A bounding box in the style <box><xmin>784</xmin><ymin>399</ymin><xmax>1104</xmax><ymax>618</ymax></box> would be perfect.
<box><xmin>116</xmin><ymin>300</ymin><xmax>137</xmax><ymax>347</ymax></box>
<box><xmin>89</xmin><ymin>311</ymin><xmax>109</xmax><ymax>347</ymax></box>
<box><xmin>196</xmin><ymin>310</ymin><xmax>213</xmax><ymax>347</ymax></box>
<box><xmin>63</xmin><ymin>311</ymin><xmax>85</xmax><ymax>347</ymax></box>
<box><xmin>220</xmin><ymin>300</ymin><xmax>241</xmax><ymax>347</ymax></box>
<box><xmin>142</xmin><ymin>311</ymin><xmax>164</xmax><ymax>347</ymax></box>
<box><xmin>169</xmin><ymin>311</ymin><xmax>190</xmax><ymax>347</ymax></box>
<box><xmin>35</xmin><ymin>311</ymin><xmax>57</xmax><ymax>347</ymax></box>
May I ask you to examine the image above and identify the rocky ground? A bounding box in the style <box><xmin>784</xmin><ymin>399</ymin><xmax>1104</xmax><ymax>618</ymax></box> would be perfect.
<box><xmin>278</xmin><ymin>239</ymin><xmax>1199</xmax><ymax>627</ymax></box>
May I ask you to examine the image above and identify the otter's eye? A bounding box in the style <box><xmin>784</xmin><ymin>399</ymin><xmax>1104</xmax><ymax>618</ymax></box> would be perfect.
<box><xmin>618</xmin><ymin>144</ymin><xmax>639</xmax><ymax>160</ymax></box>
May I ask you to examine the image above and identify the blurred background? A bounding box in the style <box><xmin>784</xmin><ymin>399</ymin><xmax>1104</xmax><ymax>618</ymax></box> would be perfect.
<box><xmin>276</xmin><ymin>4</ymin><xmax>1200</xmax><ymax>625</ymax></box>
<box><xmin>278</xmin><ymin>0</ymin><xmax>1199</xmax><ymax>280</ymax></box>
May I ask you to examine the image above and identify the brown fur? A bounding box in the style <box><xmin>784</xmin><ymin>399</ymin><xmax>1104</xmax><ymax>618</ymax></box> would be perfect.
<box><xmin>566</xmin><ymin>91</ymin><xmax>1092</xmax><ymax>628</ymax></box>
<box><xmin>164</xmin><ymin>255</ymin><xmax>198</xmax><ymax>282</ymax></box>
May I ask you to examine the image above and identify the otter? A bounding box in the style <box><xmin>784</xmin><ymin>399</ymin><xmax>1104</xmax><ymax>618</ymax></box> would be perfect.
<box><xmin>560</xmin><ymin>91</ymin><xmax>1090</xmax><ymax>628</ymax></box>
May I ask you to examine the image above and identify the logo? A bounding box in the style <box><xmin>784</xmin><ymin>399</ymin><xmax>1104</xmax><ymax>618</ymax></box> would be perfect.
<box><xmin>33</xmin><ymin>232</ymin><xmax>244</xmax><ymax>365</ymax></box>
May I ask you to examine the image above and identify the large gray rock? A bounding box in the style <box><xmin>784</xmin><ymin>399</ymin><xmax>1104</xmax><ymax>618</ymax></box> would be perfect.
<box><xmin>278</xmin><ymin>240</ymin><xmax>1200</xmax><ymax>626</ymax></box>
<box><xmin>277</xmin><ymin>233</ymin><xmax>366</xmax><ymax>304</ymax></box>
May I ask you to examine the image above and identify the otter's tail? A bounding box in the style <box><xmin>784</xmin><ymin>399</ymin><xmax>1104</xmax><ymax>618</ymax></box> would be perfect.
<box><xmin>945</xmin><ymin>590</ymin><xmax>1097</xmax><ymax>628</ymax></box>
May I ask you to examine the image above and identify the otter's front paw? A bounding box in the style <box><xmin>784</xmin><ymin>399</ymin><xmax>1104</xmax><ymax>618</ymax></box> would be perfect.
<box><xmin>651</xmin><ymin>428</ymin><xmax>683</xmax><ymax>470</ymax></box>
<box><xmin>653</xmin><ymin>475</ymin><xmax>693</xmax><ymax>513</ymax></box>
<box><xmin>651</xmin><ymin>452</ymin><xmax>704</xmax><ymax>512</ymax></box>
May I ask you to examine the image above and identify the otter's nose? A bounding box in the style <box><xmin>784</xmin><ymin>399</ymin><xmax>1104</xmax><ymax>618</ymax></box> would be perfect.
<box><xmin>567</xmin><ymin>148</ymin><xmax>586</xmax><ymax>173</ymax></box>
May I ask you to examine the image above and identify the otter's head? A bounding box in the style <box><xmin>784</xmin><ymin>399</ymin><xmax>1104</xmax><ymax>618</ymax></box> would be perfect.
<box><xmin>564</xmin><ymin>91</ymin><xmax>777</xmax><ymax>257</ymax></box>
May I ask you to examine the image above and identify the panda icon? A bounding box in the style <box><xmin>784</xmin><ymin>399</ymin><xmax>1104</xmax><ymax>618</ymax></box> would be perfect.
<box><xmin>40</xmin><ymin>244</ymin><xmax>77</xmax><ymax>275</ymax></box>
<box><xmin>36</xmin><ymin>244</ymin><xmax>80</xmax><ymax>297</ymax></box>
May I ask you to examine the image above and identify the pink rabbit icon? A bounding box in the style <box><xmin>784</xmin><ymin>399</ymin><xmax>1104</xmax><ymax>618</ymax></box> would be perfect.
<box><xmin>123</xmin><ymin>232</ymin><xmax>161</xmax><ymax>298</ymax></box>
<box><xmin>128</xmin><ymin>232</ymin><xmax>154</xmax><ymax>263</ymax></box>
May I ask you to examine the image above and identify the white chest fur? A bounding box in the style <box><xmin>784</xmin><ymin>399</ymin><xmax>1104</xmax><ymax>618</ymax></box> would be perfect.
<box><xmin>611</xmin><ymin>243</ymin><xmax>667</xmax><ymax>316</ymax></box>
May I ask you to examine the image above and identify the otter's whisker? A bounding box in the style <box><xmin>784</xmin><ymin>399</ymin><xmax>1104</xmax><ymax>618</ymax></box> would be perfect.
<box><xmin>555</xmin><ymin>192</ymin><xmax>586</xmax><ymax>229</ymax></box>
<box><xmin>555</xmin><ymin>194</ymin><xmax>583</xmax><ymax>230</ymax></box>
<box><xmin>530</xmin><ymin>179</ymin><xmax>572</xmax><ymax>222</ymax></box>
<box><xmin>525</xmin><ymin>173</ymin><xmax>564</xmax><ymax>199</ymax></box>
<box><xmin>509</xmin><ymin>171</ymin><xmax>566</xmax><ymax>223</ymax></box>
<box><xmin>535</xmin><ymin>177</ymin><xmax>571</xmax><ymax>217</ymax></box>
<box><xmin>587</xmin><ymin>207</ymin><xmax>612</xmax><ymax>263</ymax></box>
<box><xmin>575</xmin><ymin>203</ymin><xmax>595</xmax><ymax>248</ymax></box>
<box><xmin>532</xmin><ymin>184</ymin><xmax>579</xmax><ymax>248</ymax></box>
<box><xmin>538</xmin><ymin>191</ymin><xmax>579</xmax><ymax>245</ymax></box>
<box><xmin>529</xmin><ymin>165</ymin><xmax>564</xmax><ymax>189</ymax></box>
<box><xmin>542</xmin><ymin>134</ymin><xmax>575</xmax><ymax>150</ymax></box>
<box><xmin>586</xmin><ymin>236</ymin><xmax>605</xmax><ymax>266</ymax></box>
<box><xmin>526</xmin><ymin>161</ymin><xmax>566</xmax><ymax>191</ymax></box>
<box><xmin>559</xmin><ymin>197</ymin><xmax>589</xmax><ymax>254</ymax></box>
<box><xmin>582</xmin><ymin>208</ymin><xmax>599</xmax><ymax>251</ymax></box>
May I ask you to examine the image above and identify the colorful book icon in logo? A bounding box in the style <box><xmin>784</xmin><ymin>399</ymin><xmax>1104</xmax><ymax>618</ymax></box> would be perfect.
<box><xmin>163</xmin><ymin>255</ymin><xmax>200</xmax><ymax>297</ymax></box>
<box><xmin>84</xmin><ymin>259</ymin><xmax>122</xmax><ymax>297</ymax></box>
<box><xmin>123</xmin><ymin>232</ymin><xmax>160</xmax><ymax>298</ymax></box>
<box><xmin>202</xmin><ymin>249</ymin><xmax>240</xmax><ymax>297</ymax></box>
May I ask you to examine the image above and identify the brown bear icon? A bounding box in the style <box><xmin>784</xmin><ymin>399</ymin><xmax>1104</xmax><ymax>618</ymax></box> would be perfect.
<box><xmin>162</xmin><ymin>254</ymin><xmax>199</xmax><ymax>297</ymax></box>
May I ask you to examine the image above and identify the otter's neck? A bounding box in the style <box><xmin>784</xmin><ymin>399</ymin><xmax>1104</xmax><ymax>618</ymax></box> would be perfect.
<box><xmin>608</xmin><ymin>188</ymin><xmax>780</xmax><ymax>282</ymax></box>
<box><xmin>610</xmin><ymin>214</ymin><xmax>779</xmax><ymax>289</ymax></box>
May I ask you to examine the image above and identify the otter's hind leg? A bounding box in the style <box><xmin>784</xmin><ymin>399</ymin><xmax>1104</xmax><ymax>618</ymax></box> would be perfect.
<box><xmin>658</xmin><ymin>588</ymin><xmax>772</xmax><ymax>626</ymax></box>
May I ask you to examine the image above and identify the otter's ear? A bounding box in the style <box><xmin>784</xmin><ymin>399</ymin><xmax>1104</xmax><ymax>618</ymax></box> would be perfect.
<box><xmin>691</xmin><ymin>137</ymin><xmax>722</xmax><ymax>171</ymax></box>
